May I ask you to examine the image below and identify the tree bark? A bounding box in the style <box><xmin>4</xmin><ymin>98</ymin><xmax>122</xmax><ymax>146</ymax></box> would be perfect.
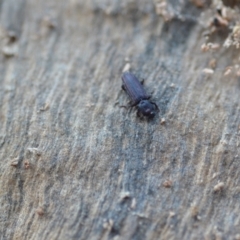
<box><xmin>0</xmin><ymin>0</ymin><xmax>240</xmax><ymax>239</ymax></box>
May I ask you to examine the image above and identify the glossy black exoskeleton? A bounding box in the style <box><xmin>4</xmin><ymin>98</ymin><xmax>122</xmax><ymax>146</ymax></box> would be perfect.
<box><xmin>121</xmin><ymin>72</ymin><xmax>159</xmax><ymax>118</ymax></box>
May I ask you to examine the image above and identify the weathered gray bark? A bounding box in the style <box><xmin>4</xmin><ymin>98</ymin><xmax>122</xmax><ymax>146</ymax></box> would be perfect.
<box><xmin>0</xmin><ymin>0</ymin><xmax>240</xmax><ymax>239</ymax></box>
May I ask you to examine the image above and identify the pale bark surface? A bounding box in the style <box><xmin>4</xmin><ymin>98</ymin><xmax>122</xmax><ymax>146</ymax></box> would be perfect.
<box><xmin>0</xmin><ymin>0</ymin><xmax>240</xmax><ymax>240</ymax></box>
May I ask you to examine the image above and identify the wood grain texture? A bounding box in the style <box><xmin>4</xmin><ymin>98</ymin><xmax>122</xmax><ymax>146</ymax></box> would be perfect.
<box><xmin>0</xmin><ymin>0</ymin><xmax>240</xmax><ymax>239</ymax></box>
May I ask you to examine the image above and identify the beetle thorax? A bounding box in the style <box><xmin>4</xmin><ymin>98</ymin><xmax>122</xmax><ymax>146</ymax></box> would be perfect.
<box><xmin>137</xmin><ymin>100</ymin><xmax>156</xmax><ymax>118</ymax></box>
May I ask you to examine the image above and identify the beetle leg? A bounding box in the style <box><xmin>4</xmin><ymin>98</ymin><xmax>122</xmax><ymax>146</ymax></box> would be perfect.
<box><xmin>129</xmin><ymin>105</ymin><xmax>135</xmax><ymax>113</ymax></box>
<box><xmin>137</xmin><ymin>110</ymin><xmax>144</xmax><ymax>120</ymax></box>
<box><xmin>130</xmin><ymin>102</ymin><xmax>137</xmax><ymax>107</ymax></box>
<box><xmin>146</xmin><ymin>95</ymin><xmax>151</xmax><ymax>100</ymax></box>
<box><xmin>137</xmin><ymin>110</ymin><xmax>141</xmax><ymax>117</ymax></box>
<box><xmin>150</xmin><ymin>101</ymin><xmax>160</xmax><ymax>112</ymax></box>
<box><xmin>119</xmin><ymin>105</ymin><xmax>128</xmax><ymax>109</ymax></box>
<box><xmin>115</xmin><ymin>85</ymin><xmax>126</xmax><ymax>103</ymax></box>
<box><xmin>120</xmin><ymin>101</ymin><xmax>133</xmax><ymax>109</ymax></box>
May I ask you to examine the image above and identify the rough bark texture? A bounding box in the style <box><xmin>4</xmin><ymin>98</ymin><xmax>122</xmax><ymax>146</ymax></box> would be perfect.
<box><xmin>0</xmin><ymin>0</ymin><xmax>240</xmax><ymax>240</ymax></box>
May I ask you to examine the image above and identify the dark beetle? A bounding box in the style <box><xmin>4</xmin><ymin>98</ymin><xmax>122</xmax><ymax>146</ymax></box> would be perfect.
<box><xmin>121</xmin><ymin>72</ymin><xmax>159</xmax><ymax>118</ymax></box>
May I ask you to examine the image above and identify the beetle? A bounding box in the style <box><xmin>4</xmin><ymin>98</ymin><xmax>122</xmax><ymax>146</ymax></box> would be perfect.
<box><xmin>121</xmin><ymin>72</ymin><xmax>159</xmax><ymax>118</ymax></box>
